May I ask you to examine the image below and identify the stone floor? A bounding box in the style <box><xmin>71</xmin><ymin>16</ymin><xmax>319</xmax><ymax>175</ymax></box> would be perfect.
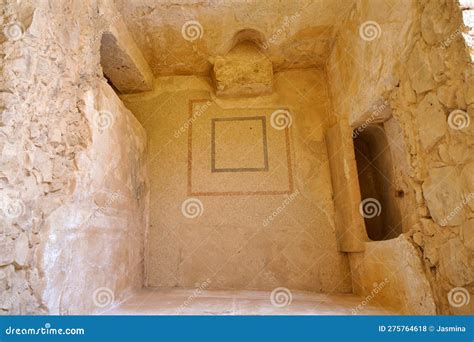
<box><xmin>105</xmin><ymin>288</ymin><xmax>394</xmax><ymax>315</ymax></box>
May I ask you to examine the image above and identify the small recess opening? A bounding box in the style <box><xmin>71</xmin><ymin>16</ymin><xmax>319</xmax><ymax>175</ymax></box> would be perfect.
<box><xmin>353</xmin><ymin>124</ymin><xmax>403</xmax><ymax>241</ymax></box>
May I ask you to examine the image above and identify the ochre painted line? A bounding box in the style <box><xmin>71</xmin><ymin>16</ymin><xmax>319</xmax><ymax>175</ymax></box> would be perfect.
<box><xmin>285</xmin><ymin>127</ymin><xmax>294</xmax><ymax>193</ymax></box>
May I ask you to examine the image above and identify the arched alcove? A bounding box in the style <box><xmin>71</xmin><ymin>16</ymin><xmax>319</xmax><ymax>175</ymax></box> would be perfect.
<box><xmin>218</xmin><ymin>28</ymin><xmax>267</xmax><ymax>55</ymax></box>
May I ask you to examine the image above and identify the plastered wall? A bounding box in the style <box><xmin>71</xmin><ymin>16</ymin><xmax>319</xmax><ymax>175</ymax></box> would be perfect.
<box><xmin>122</xmin><ymin>69</ymin><xmax>352</xmax><ymax>293</ymax></box>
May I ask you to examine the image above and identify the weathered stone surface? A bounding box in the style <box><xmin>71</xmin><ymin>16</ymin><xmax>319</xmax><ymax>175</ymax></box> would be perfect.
<box><xmin>438</xmin><ymin>237</ymin><xmax>474</xmax><ymax>287</ymax></box>
<box><xmin>327</xmin><ymin>0</ymin><xmax>473</xmax><ymax>315</ymax></box>
<box><xmin>350</xmin><ymin>235</ymin><xmax>436</xmax><ymax>314</ymax></box>
<box><xmin>0</xmin><ymin>240</ymin><xmax>14</xmax><ymax>267</ymax></box>
<box><xmin>466</xmin><ymin>76</ymin><xmax>474</xmax><ymax>105</ymax></box>
<box><xmin>213</xmin><ymin>42</ymin><xmax>273</xmax><ymax>97</ymax></box>
<box><xmin>13</xmin><ymin>233</ymin><xmax>29</xmax><ymax>267</ymax></box>
<box><xmin>461</xmin><ymin>162</ymin><xmax>474</xmax><ymax>211</ymax></box>
<box><xmin>415</xmin><ymin>93</ymin><xmax>447</xmax><ymax>151</ymax></box>
<box><xmin>99</xmin><ymin>0</ymin><xmax>153</xmax><ymax>93</ymax></box>
<box><xmin>420</xmin><ymin>0</ymin><xmax>451</xmax><ymax>45</ymax></box>
<box><xmin>422</xmin><ymin>167</ymin><xmax>466</xmax><ymax>226</ymax></box>
<box><xmin>1</xmin><ymin>0</ymin><xmax>148</xmax><ymax>315</ymax></box>
<box><xmin>461</xmin><ymin>219</ymin><xmax>474</xmax><ymax>251</ymax></box>
<box><xmin>39</xmin><ymin>80</ymin><xmax>148</xmax><ymax>314</ymax></box>
<box><xmin>114</xmin><ymin>0</ymin><xmax>355</xmax><ymax>75</ymax></box>
<box><xmin>407</xmin><ymin>42</ymin><xmax>437</xmax><ymax>94</ymax></box>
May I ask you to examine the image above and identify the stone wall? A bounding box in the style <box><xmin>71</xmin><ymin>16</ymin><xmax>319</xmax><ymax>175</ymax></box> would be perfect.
<box><xmin>0</xmin><ymin>0</ymin><xmax>148</xmax><ymax>314</ymax></box>
<box><xmin>327</xmin><ymin>0</ymin><xmax>473</xmax><ymax>314</ymax></box>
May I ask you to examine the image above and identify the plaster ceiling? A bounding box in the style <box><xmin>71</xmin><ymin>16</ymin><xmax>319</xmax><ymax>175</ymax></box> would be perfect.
<box><xmin>113</xmin><ymin>0</ymin><xmax>355</xmax><ymax>76</ymax></box>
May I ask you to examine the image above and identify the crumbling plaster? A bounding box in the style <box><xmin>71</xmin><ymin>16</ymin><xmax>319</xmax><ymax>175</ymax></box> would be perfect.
<box><xmin>113</xmin><ymin>0</ymin><xmax>356</xmax><ymax>75</ymax></box>
<box><xmin>0</xmin><ymin>0</ymin><xmax>148</xmax><ymax>314</ymax></box>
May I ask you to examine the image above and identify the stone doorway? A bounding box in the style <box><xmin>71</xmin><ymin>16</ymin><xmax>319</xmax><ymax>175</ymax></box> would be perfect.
<box><xmin>353</xmin><ymin>125</ymin><xmax>403</xmax><ymax>241</ymax></box>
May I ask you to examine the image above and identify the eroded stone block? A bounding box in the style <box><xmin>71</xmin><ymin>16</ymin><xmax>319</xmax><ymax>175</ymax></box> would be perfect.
<box><xmin>213</xmin><ymin>42</ymin><xmax>273</xmax><ymax>97</ymax></box>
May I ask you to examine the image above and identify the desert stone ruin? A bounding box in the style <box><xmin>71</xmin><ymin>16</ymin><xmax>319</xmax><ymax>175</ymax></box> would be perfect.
<box><xmin>0</xmin><ymin>0</ymin><xmax>473</xmax><ymax>315</ymax></box>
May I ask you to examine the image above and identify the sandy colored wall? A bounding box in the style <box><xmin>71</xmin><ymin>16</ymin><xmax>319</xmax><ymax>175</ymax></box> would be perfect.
<box><xmin>38</xmin><ymin>81</ymin><xmax>148</xmax><ymax>314</ymax></box>
<box><xmin>114</xmin><ymin>0</ymin><xmax>356</xmax><ymax>75</ymax></box>
<box><xmin>327</xmin><ymin>0</ymin><xmax>474</xmax><ymax>314</ymax></box>
<box><xmin>1</xmin><ymin>1</ymin><xmax>148</xmax><ymax>314</ymax></box>
<box><xmin>122</xmin><ymin>69</ymin><xmax>352</xmax><ymax>293</ymax></box>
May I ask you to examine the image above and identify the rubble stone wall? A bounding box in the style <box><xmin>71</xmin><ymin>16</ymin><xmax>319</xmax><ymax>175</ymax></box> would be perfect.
<box><xmin>0</xmin><ymin>0</ymin><xmax>148</xmax><ymax>314</ymax></box>
<box><xmin>327</xmin><ymin>0</ymin><xmax>474</xmax><ymax>314</ymax></box>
